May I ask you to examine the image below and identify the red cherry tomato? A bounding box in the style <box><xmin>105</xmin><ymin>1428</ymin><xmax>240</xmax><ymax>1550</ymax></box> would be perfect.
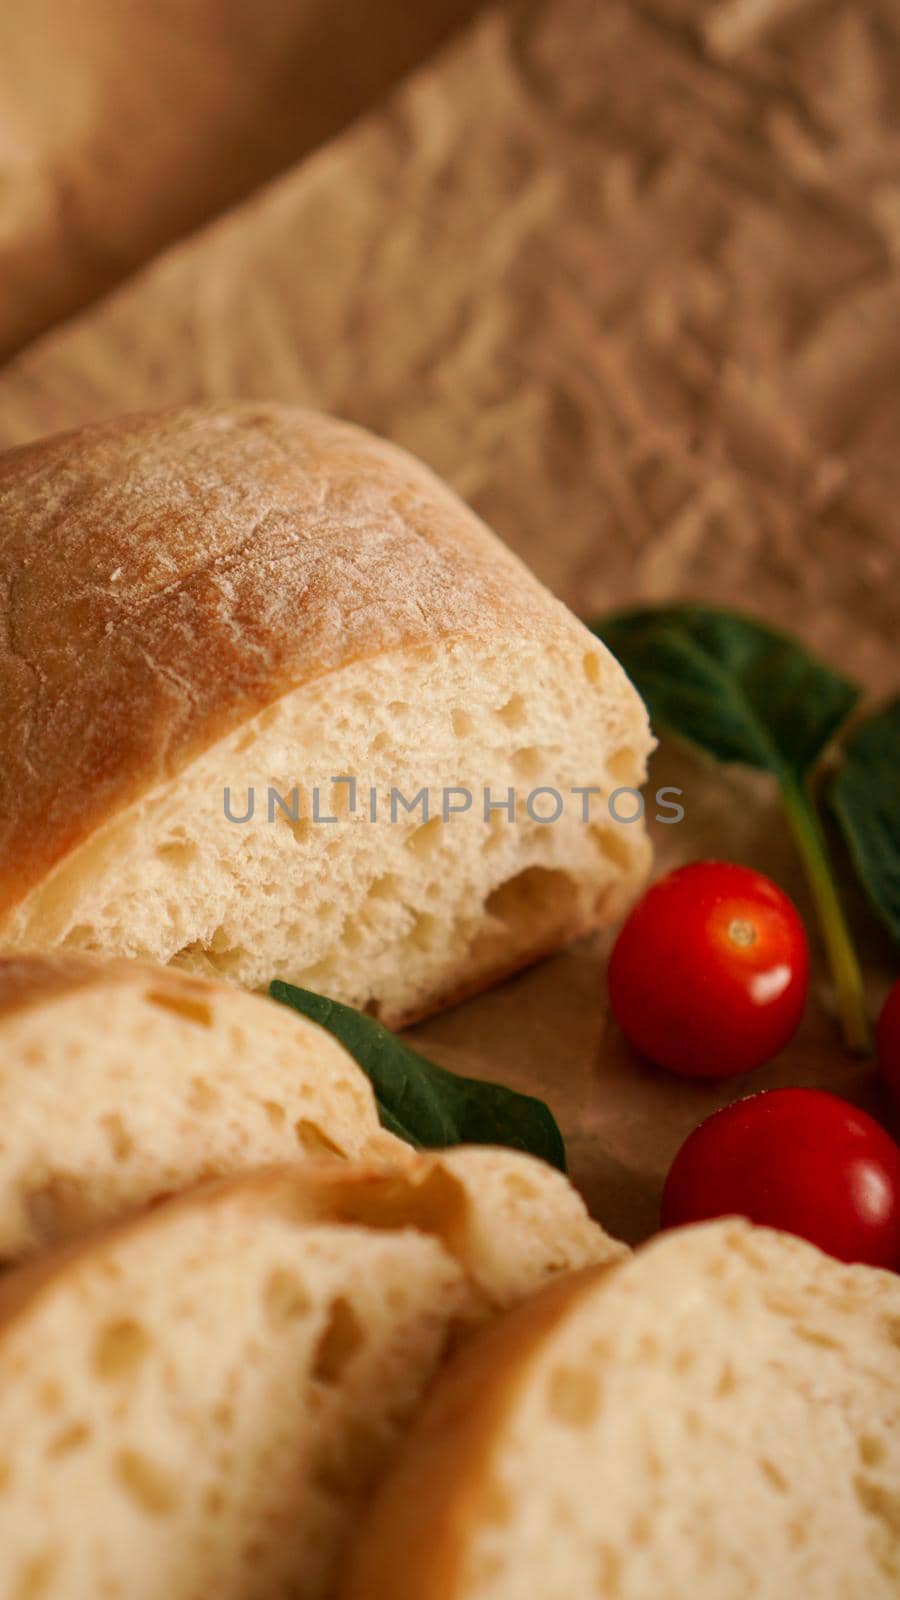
<box><xmin>608</xmin><ymin>861</ymin><xmax>809</xmax><ymax>1078</ymax></box>
<box><xmin>877</xmin><ymin>980</ymin><xmax>900</xmax><ymax>1103</ymax></box>
<box><xmin>662</xmin><ymin>1088</ymin><xmax>900</xmax><ymax>1269</ymax></box>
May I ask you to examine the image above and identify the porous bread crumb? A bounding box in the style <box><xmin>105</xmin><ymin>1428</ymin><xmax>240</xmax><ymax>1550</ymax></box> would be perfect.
<box><xmin>0</xmin><ymin>1181</ymin><xmax>471</xmax><ymax>1600</ymax></box>
<box><xmin>3</xmin><ymin>637</ymin><xmax>650</xmax><ymax>1024</ymax></box>
<box><xmin>0</xmin><ymin>955</ymin><xmax>626</xmax><ymax>1291</ymax></box>
<box><xmin>0</xmin><ymin>954</ymin><xmax>408</xmax><ymax>1260</ymax></box>
<box><xmin>342</xmin><ymin>1219</ymin><xmax>900</xmax><ymax>1600</ymax></box>
<box><xmin>0</xmin><ymin>1159</ymin><xmax>624</xmax><ymax>1600</ymax></box>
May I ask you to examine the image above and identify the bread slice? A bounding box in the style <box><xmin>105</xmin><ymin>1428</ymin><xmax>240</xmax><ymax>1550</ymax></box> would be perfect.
<box><xmin>0</xmin><ymin>1170</ymin><xmax>469</xmax><ymax>1600</ymax></box>
<box><xmin>0</xmin><ymin>1162</ymin><xmax>624</xmax><ymax>1600</ymax></box>
<box><xmin>0</xmin><ymin>952</ymin><xmax>410</xmax><ymax>1259</ymax></box>
<box><xmin>0</xmin><ymin>952</ymin><xmax>624</xmax><ymax>1280</ymax></box>
<box><xmin>342</xmin><ymin>1218</ymin><xmax>900</xmax><ymax>1600</ymax></box>
<box><xmin>0</xmin><ymin>404</ymin><xmax>652</xmax><ymax>1024</ymax></box>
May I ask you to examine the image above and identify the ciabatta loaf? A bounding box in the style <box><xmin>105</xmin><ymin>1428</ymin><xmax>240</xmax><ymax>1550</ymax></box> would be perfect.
<box><xmin>0</xmin><ymin>952</ymin><xmax>409</xmax><ymax>1259</ymax></box>
<box><xmin>343</xmin><ymin>1219</ymin><xmax>900</xmax><ymax>1600</ymax></box>
<box><xmin>0</xmin><ymin>405</ymin><xmax>652</xmax><ymax>1023</ymax></box>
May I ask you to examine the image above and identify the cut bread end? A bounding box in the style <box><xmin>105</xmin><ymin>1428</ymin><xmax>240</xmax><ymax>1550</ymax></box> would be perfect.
<box><xmin>1</xmin><ymin>635</ymin><xmax>652</xmax><ymax>1025</ymax></box>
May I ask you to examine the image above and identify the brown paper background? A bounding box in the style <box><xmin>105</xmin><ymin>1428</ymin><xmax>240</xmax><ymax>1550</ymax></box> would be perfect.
<box><xmin>1</xmin><ymin>0</ymin><xmax>898</xmax><ymax>1241</ymax></box>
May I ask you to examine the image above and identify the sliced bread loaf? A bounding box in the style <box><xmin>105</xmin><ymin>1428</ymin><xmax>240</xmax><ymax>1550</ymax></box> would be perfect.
<box><xmin>0</xmin><ymin>1158</ymin><xmax>620</xmax><ymax>1600</ymax></box>
<box><xmin>0</xmin><ymin>404</ymin><xmax>652</xmax><ymax>1024</ymax></box>
<box><xmin>0</xmin><ymin>953</ymin><xmax>409</xmax><ymax>1259</ymax></box>
<box><xmin>342</xmin><ymin>1218</ymin><xmax>900</xmax><ymax>1600</ymax></box>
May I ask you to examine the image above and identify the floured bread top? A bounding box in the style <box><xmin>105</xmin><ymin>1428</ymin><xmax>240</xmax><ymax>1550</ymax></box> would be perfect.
<box><xmin>0</xmin><ymin>404</ymin><xmax>616</xmax><ymax>918</ymax></box>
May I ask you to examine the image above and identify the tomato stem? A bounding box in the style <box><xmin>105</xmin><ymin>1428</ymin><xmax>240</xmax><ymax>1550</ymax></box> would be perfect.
<box><xmin>782</xmin><ymin>780</ymin><xmax>871</xmax><ymax>1055</ymax></box>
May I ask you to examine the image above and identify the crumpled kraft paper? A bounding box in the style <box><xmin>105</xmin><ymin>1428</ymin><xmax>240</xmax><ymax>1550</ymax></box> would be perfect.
<box><xmin>0</xmin><ymin>0</ymin><xmax>897</xmax><ymax>1240</ymax></box>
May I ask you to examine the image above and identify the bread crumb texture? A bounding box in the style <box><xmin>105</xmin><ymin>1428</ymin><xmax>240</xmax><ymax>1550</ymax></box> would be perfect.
<box><xmin>0</xmin><ymin>955</ymin><xmax>629</xmax><ymax>1286</ymax></box>
<box><xmin>0</xmin><ymin>954</ymin><xmax>407</xmax><ymax>1259</ymax></box>
<box><xmin>0</xmin><ymin>1178</ymin><xmax>470</xmax><ymax>1600</ymax></box>
<box><xmin>0</xmin><ymin>405</ymin><xmax>652</xmax><ymax>1023</ymax></box>
<box><xmin>342</xmin><ymin>1219</ymin><xmax>900</xmax><ymax>1600</ymax></box>
<box><xmin>0</xmin><ymin>1151</ymin><xmax>624</xmax><ymax>1599</ymax></box>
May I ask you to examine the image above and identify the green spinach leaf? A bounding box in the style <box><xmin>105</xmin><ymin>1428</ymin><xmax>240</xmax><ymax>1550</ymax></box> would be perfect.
<box><xmin>593</xmin><ymin>604</ymin><xmax>859</xmax><ymax>781</ymax></box>
<box><xmin>268</xmin><ymin>981</ymin><xmax>567</xmax><ymax>1170</ymax></box>
<box><xmin>831</xmin><ymin>698</ymin><xmax>900</xmax><ymax>946</ymax></box>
